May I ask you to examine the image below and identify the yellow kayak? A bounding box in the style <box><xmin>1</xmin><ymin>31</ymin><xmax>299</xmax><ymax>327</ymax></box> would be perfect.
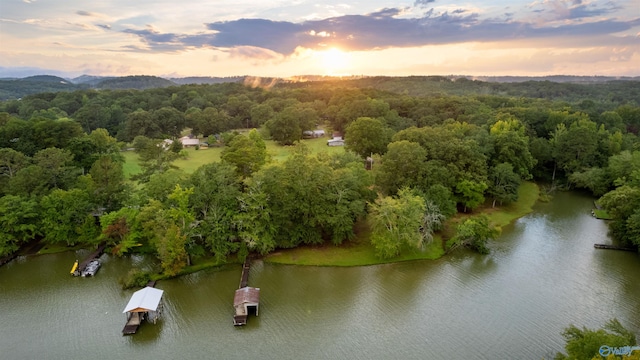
<box><xmin>70</xmin><ymin>260</ymin><xmax>78</xmax><ymax>275</ymax></box>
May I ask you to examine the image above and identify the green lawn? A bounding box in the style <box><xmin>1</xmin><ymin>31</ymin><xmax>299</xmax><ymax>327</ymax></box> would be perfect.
<box><xmin>265</xmin><ymin>221</ymin><xmax>444</xmax><ymax>266</ymax></box>
<box><xmin>483</xmin><ymin>181</ymin><xmax>540</xmax><ymax>228</ymax></box>
<box><xmin>122</xmin><ymin>136</ymin><xmax>344</xmax><ymax>178</ymax></box>
<box><xmin>593</xmin><ymin>209</ymin><xmax>613</xmax><ymax>220</ymax></box>
<box><xmin>121</xmin><ymin>151</ymin><xmax>142</xmax><ymax>179</ymax></box>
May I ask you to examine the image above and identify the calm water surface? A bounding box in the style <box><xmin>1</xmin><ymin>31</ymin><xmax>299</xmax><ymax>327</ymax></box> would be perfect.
<box><xmin>1</xmin><ymin>191</ymin><xmax>638</xmax><ymax>359</ymax></box>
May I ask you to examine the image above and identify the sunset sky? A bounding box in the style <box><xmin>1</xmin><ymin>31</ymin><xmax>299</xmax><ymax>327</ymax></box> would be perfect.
<box><xmin>1</xmin><ymin>0</ymin><xmax>639</xmax><ymax>78</ymax></box>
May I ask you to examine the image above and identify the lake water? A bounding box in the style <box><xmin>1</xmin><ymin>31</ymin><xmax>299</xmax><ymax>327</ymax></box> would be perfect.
<box><xmin>1</xmin><ymin>191</ymin><xmax>638</xmax><ymax>359</ymax></box>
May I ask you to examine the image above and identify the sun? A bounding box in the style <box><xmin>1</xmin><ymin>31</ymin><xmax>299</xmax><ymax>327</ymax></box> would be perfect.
<box><xmin>320</xmin><ymin>48</ymin><xmax>350</xmax><ymax>75</ymax></box>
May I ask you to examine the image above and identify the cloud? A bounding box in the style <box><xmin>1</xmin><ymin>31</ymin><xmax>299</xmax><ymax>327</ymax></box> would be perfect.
<box><xmin>76</xmin><ymin>11</ymin><xmax>98</xmax><ymax>17</ymax></box>
<box><xmin>120</xmin><ymin>7</ymin><xmax>640</xmax><ymax>55</ymax></box>
<box><xmin>414</xmin><ymin>0</ymin><xmax>436</xmax><ymax>7</ymax></box>
<box><xmin>529</xmin><ymin>0</ymin><xmax>622</xmax><ymax>21</ymax></box>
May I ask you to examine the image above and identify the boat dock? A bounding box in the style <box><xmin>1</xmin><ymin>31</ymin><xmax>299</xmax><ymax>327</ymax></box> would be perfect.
<box><xmin>233</xmin><ymin>256</ymin><xmax>260</xmax><ymax>326</ymax></box>
<box><xmin>72</xmin><ymin>244</ymin><xmax>106</xmax><ymax>277</ymax></box>
<box><xmin>122</xmin><ymin>281</ymin><xmax>163</xmax><ymax>335</ymax></box>
<box><xmin>594</xmin><ymin>244</ymin><xmax>637</xmax><ymax>252</ymax></box>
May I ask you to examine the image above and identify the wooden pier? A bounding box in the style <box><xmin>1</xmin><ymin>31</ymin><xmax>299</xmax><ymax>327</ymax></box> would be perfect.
<box><xmin>594</xmin><ymin>244</ymin><xmax>637</xmax><ymax>252</ymax></box>
<box><xmin>73</xmin><ymin>244</ymin><xmax>106</xmax><ymax>276</ymax></box>
<box><xmin>233</xmin><ymin>256</ymin><xmax>260</xmax><ymax>326</ymax></box>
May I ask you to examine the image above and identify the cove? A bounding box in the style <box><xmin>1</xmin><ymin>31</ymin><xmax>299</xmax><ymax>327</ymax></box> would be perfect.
<box><xmin>0</xmin><ymin>191</ymin><xmax>638</xmax><ymax>359</ymax></box>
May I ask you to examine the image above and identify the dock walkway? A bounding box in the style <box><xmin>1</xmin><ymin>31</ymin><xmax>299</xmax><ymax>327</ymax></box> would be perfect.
<box><xmin>74</xmin><ymin>244</ymin><xmax>106</xmax><ymax>276</ymax></box>
<box><xmin>233</xmin><ymin>256</ymin><xmax>260</xmax><ymax>326</ymax></box>
<box><xmin>594</xmin><ymin>244</ymin><xmax>637</xmax><ymax>252</ymax></box>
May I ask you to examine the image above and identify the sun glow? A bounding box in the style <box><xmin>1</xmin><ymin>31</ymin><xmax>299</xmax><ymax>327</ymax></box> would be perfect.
<box><xmin>319</xmin><ymin>48</ymin><xmax>351</xmax><ymax>75</ymax></box>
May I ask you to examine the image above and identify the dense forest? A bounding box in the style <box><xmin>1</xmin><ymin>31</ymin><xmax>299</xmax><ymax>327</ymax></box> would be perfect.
<box><xmin>1</xmin><ymin>76</ymin><xmax>639</xmax><ymax>280</ymax></box>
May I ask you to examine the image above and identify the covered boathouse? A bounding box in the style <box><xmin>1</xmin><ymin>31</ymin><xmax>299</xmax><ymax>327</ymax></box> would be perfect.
<box><xmin>122</xmin><ymin>286</ymin><xmax>164</xmax><ymax>335</ymax></box>
<box><xmin>233</xmin><ymin>286</ymin><xmax>260</xmax><ymax>326</ymax></box>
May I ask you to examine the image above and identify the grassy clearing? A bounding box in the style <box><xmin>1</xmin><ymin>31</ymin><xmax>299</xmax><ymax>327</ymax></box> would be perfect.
<box><xmin>121</xmin><ymin>151</ymin><xmax>142</xmax><ymax>179</ymax></box>
<box><xmin>121</xmin><ymin>136</ymin><xmax>344</xmax><ymax>178</ymax></box>
<box><xmin>173</xmin><ymin>147</ymin><xmax>222</xmax><ymax>173</ymax></box>
<box><xmin>483</xmin><ymin>181</ymin><xmax>540</xmax><ymax>228</ymax></box>
<box><xmin>266</xmin><ymin>182</ymin><xmax>539</xmax><ymax>267</ymax></box>
<box><xmin>265</xmin><ymin>220</ymin><xmax>444</xmax><ymax>266</ymax></box>
<box><xmin>593</xmin><ymin>209</ymin><xmax>613</xmax><ymax>220</ymax></box>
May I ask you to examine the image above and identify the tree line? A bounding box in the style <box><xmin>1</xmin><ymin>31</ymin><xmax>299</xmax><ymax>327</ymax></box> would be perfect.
<box><xmin>1</xmin><ymin>78</ymin><xmax>639</xmax><ymax>275</ymax></box>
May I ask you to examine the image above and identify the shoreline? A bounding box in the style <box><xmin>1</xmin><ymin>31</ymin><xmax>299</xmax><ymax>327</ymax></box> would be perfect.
<box><xmin>264</xmin><ymin>181</ymin><xmax>540</xmax><ymax>266</ymax></box>
<box><xmin>3</xmin><ymin>182</ymin><xmax>540</xmax><ymax>273</ymax></box>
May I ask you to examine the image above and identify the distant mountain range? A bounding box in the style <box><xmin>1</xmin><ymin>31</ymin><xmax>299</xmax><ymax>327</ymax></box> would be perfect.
<box><xmin>0</xmin><ymin>73</ymin><xmax>638</xmax><ymax>101</ymax></box>
<box><xmin>0</xmin><ymin>75</ymin><xmax>247</xmax><ymax>100</ymax></box>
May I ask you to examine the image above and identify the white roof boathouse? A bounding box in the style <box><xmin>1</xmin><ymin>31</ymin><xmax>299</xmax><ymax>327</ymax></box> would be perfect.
<box><xmin>122</xmin><ymin>286</ymin><xmax>164</xmax><ymax>335</ymax></box>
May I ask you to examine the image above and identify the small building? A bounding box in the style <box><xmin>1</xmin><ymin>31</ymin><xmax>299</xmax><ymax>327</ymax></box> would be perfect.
<box><xmin>161</xmin><ymin>139</ymin><xmax>174</xmax><ymax>149</ymax></box>
<box><xmin>327</xmin><ymin>135</ymin><xmax>345</xmax><ymax>146</ymax></box>
<box><xmin>313</xmin><ymin>129</ymin><xmax>326</xmax><ymax>137</ymax></box>
<box><xmin>122</xmin><ymin>286</ymin><xmax>164</xmax><ymax>335</ymax></box>
<box><xmin>233</xmin><ymin>286</ymin><xmax>260</xmax><ymax>326</ymax></box>
<box><xmin>304</xmin><ymin>129</ymin><xmax>326</xmax><ymax>139</ymax></box>
<box><xmin>179</xmin><ymin>136</ymin><xmax>200</xmax><ymax>148</ymax></box>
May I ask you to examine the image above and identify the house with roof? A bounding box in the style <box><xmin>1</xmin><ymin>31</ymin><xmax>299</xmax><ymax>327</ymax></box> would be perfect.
<box><xmin>179</xmin><ymin>136</ymin><xmax>200</xmax><ymax>148</ymax></box>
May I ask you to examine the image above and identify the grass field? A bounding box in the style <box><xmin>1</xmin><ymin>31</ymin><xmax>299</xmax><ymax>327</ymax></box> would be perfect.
<box><xmin>122</xmin><ymin>136</ymin><xmax>345</xmax><ymax>178</ymax></box>
<box><xmin>265</xmin><ymin>221</ymin><xmax>445</xmax><ymax>266</ymax></box>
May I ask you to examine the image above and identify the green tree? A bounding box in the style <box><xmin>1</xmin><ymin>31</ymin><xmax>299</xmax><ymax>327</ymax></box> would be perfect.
<box><xmin>553</xmin><ymin>118</ymin><xmax>600</xmax><ymax>174</ymax></box>
<box><xmin>344</xmin><ymin>117</ymin><xmax>393</xmax><ymax>158</ymax></box>
<box><xmin>221</xmin><ymin>129</ymin><xmax>268</xmax><ymax>178</ymax></box>
<box><xmin>368</xmin><ymin>188</ymin><xmax>427</xmax><ymax>259</ymax></box>
<box><xmin>236</xmin><ymin>177</ymin><xmax>277</xmax><ymax>254</ymax></box>
<box><xmin>375</xmin><ymin>140</ymin><xmax>427</xmax><ymax>195</ymax></box>
<box><xmin>488</xmin><ymin>163</ymin><xmax>520</xmax><ymax>207</ymax></box>
<box><xmin>156</xmin><ymin>224</ymin><xmax>189</xmax><ymax>276</ymax></box>
<box><xmin>266</xmin><ymin>104</ymin><xmax>317</xmax><ymax>145</ymax></box>
<box><xmin>569</xmin><ymin>167</ymin><xmax>610</xmax><ymax>196</ymax></box>
<box><xmin>32</xmin><ymin>118</ymin><xmax>84</xmax><ymax>149</ymax></box>
<box><xmin>40</xmin><ymin>188</ymin><xmax>96</xmax><ymax>245</ymax></box>
<box><xmin>249</xmin><ymin>103</ymin><xmax>274</xmax><ymax>127</ymax></box>
<box><xmin>421</xmin><ymin>200</ymin><xmax>446</xmax><ymax>244</ymax></box>
<box><xmin>132</xmin><ymin>135</ymin><xmax>179</xmax><ymax>182</ymax></box>
<box><xmin>0</xmin><ymin>148</ymin><xmax>30</xmax><ymax>178</ymax></box>
<box><xmin>188</xmin><ymin>162</ymin><xmax>242</xmax><ymax>261</ymax></box>
<box><xmin>448</xmin><ymin>215</ymin><xmax>498</xmax><ymax>254</ymax></box>
<box><xmin>99</xmin><ymin>207</ymin><xmax>143</xmax><ymax>255</ymax></box>
<box><xmin>188</xmin><ymin>107</ymin><xmax>233</xmax><ymax>136</ymax></box>
<box><xmin>489</xmin><ymin>117</ymin><xmax>536</xmax><ymax>179</ymax></box>
<box><xmin>10</xmin><ymin>148</ymin><xmax>76</xmax><ymax>195</ymax></box>
<box><xmin>123</xmin><ymin>109</ymin><xmax>160</xmax><ymax>141</ymax></box>
<box><xmin>88</xmin><ymin>155</ymin><xmax>128</xmax><ymax>211</ymax></box>
<box><xmin>0</xmin><ymin>148</ymin><xmax>30</xmax><ymax>194</ymax></box>
<box><xmin>143</xmin><ymin>169</ymin><xmax>187</xmax><ymax>202</ymax></box>
<box><xmin>237</xmin><ymin>148</ymin><xmax>372</xmax><ymax>252</ymax></box>
<box><xmin>598</xmin><ymin>185</ymin><xmax>640</xmax><ymax>247</ymax></box>
<box><xmin>455</xmin><ymin>179</ymin><xmax>488</xmax><ymax>212</ymax></box>
<box><xmin>424</xmin><ymin>184</ymin><xmax>457</xmax><ymax>219</ymax></box>
<box><xmin>555</xmin><ymin>319</ymin><xmax>637</xmax><ymax>360</ymax></box>
<box><xmin>138</xmin><ymin>190</ymin><xmax>193</xmax><ymax>275</ymax></box>
<box><xmin>152</xmin><ymin>106</ymin><xmax>185</xmax><ymax>138</ymax></box>
<box><xmin>0</xmin><ymin>195</ymin><xmax>41</xmax><ymax>257</ymax></box>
